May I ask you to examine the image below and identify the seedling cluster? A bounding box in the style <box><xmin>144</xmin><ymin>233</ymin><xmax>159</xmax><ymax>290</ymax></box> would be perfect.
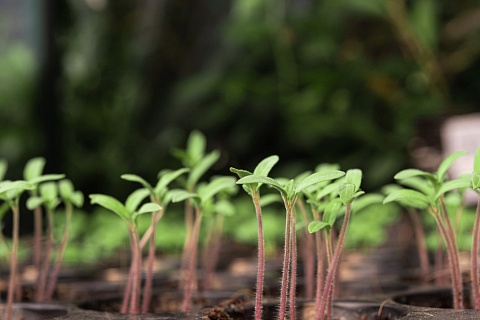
<box><xmin>2</xmin><ymin>132</ymin><xmax>480</xmax><ymax>320</ymax></box>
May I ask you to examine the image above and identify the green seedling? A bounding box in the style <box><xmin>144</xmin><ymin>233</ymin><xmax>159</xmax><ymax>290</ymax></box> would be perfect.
<box><xmin>121</xmin><ymin>167</ymin><xmax>188</xmax><ymax>313</ymax></box>
<box><xmin>90</xmin><ymin>190</ymin><xmax>161</xmax><ymax>314</ymax></box>
<box><xmin>230</xmin><ymin>155</ymin><xmax>279</xmax><ymax>320</ymax></box>
<box><xmin>27</xmin><ymin>179</ymin><xmax>84</xmax><ymax>301</ymax></box>
<box><xmin>384</xmin><ymin>150</ymin><xmax>471</xmax><ymax>309</ymax></box>
<box><xmin>170</xmin><ymin>175</ymin><xmax>236</xmax><ymax>312</ymax></box>
<box><xmin>172</xmin><ymin>130</ymin><xmax>221</xmax><ymax>290</ymax></box>
<box><xmin>308</xmin><ymin>169</ymin><xmax>364</xmax><ymax>320</ymax></box>
<box><xmin>23</xmin><ymin>157</ymin><xmax>65</xmax><ymax>301</ymax></box>
<box><xmin>471</xmin><ymin>147</ymin><xmax>480</xmax><ymax>309</ymax></box>
<box><xmin>0</xmin><ymin>180</ymin><xmax>35</xmax><ymax>320</ymax></box>
<box><xmin>237</xmin><ymin>169</ymin><xmax>345</xmax><ymax>320</ymax></box>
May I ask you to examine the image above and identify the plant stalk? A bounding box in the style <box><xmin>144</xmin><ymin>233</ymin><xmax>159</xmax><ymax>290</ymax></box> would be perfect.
<box><xmin>37</xmin><ymin>207</ymin><xmax>55</xmax><ymax>302</ymax></box>
<box><xmin>6</xmin><ymin>203</ymin><xmax>19</xmax><ymax>320</ymax></box>
<box><xmin>278</xmin><ymin>200</ymin><xmax>293</xmax><ymax>320</ymax></box>
<box><xmin>472</xmin><ymin>196</ymin><xmax>480</xmax><ymax>309</ymax></box>
<box><xmin>289</xmin><ymin>208</ymin><xmax>297</xmax><ymax>320</ymax></box>
<box><xmin>407</xmin><ymin>208</ymin><xmax>430</xmax><ymax>284</ymax></box>
<box><xmin>252</xmin><ymin>193</ymin><xmax>265</xmax><ymax>320</ymax></box>
<box><xmin>128</xmin><ymin>226</ymin><xmax>142</xmax><ymax>314</ymax></box>
<box><xmin>183</xmin><ymin>208</ymin><xmax>202</xmax><ymax>312</ymax></box>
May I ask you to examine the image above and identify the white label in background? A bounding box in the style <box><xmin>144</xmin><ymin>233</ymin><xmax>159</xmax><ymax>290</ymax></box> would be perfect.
<box><xmin>441</xmin><ymin>113</ymin><xmax>480</xmax><ymax>205</ymax></box>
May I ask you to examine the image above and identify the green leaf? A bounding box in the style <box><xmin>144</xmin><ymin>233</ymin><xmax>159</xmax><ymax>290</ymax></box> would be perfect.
<box><xmin>397</xmin><ymin>176</ymin><xmax>433</xmax><ymax>196</ymax></box>
<box><xmin>70</xmin><ymin>192</ymin><xmax>84</xmax><ymax>207</ymax></box>
<box><xmin>199</xmin><ymin>176</ymin><xmax>237</xmax><ymax>204</ymax></box>
<box><xmin>473</xmin><ymin>172</ymin><xmax>480</xmax><ymax>190</ymax></box>
<box><xmin>296</xmin><ymin>170</ymin><xmax>345</xmax><ymax>194</ymax></box>
<box><xmin>39</xmin><ymin>182</ymin><xmax>58</xmax><ymax>201</ymax></box>
<box><xmin>351</xmin><ymin>194</ymin><xmax>384</xmax><ymax>212</ymax></box>
<box><xmin>345</xmin><ymin>169</ymin><xmax>362</xmax><ymax>192</ymax></box>
<box><xmin>236</xmin><ymin>175</ymin><xmax>286</xmax><ymax>195</ymax></box>
<box><xmin>339</xmin><ymin>183</ymin><xmax>356</xmax><ymax>205</ymax></box>
<box><xmin>308</xmin><ymin>221</ymin><xmax>330</xmax><ymax>234</ymax></box>
<box><xmin>29</xmin><ymin>174</ymin><xmax>66</xmax><ymax>185</ymax></box>
<box><xmin>121</xmin><ymin>174</ymin><xmax>153</xmax><ymax>192</ymax></box>
<box><xmin>187</xmin><ymin>150</ymin><xmax>220</xmax><ymax>189</ymax></box>
<box><xmin>437</xmin><ymin>150</ymin><xmax>468</xmax><ymax>182</ymax></box>
<box><xmin>0</xmin><ymin>159</ymin><xmax>7</xmax><ymax>181</ymax></box>
<box><xmin>435</xmin><ymin>178</ymin><xmax>472</xmax><ymax>200</ymax></box>
<box><xmin>315</xmin><ymin>182</ymin><xmax>341</xmax><ymax>201</ymax></box>
<box><xmin>0</xmin><ymin>202</ymin><xmax>9</xmax><ymax>220</ymax></box>
<box><xmin>260</xmin><ymin>194</ymin><xmax>281</xmax><ymax>207</ymax></box>
<box><xmin>90</xmin><ymin>194</ymin><xmax>130</xmax><ymax>221</ymax></box>
<box><xmin>186</xmin><ymin>130</ymin><xmax>206</xmax><ymax>165</ymax></box>
<box><xmin>253</xmin><ymin>155</ymin><xmax>279</xmax><ymax>176</ymax></box>
<box><xmin>230</xmin><ymin>167</ymin><xmax>252</xmax><ymax>179</ymax></box>
<box><xmin>125</xmin><ymin>188</ymin><xmax>150</xmax><ymax>213</ymax></box>
<box><xmin>155</xmin><ymin>168</ymin><xmax>190</xmax><ymax>194</ymax></box>
<box><xmin>59</xmin><ymin>179</ymin><xmax>74</xmax><ymax>198</ymax></box>
<box><xmin>215</xmin><ymin>199</ymin><xmax>235</xmax><ymax>216</ymax></box>
<box><xmin>324</xmin><ymin>198</ymin><xmax>342</xmax><ymax>227</ymax></box>
<box><xmin>138</xmin><ymin>202</ymin><xmax>162</xmax><ymax>214</ymax></box>
<box><xmin>170</xmin><ymin>190</ymin><xmax>198</xmax><ymax>203</ymax></box>
<box><xmin>0</xmin><ymin>180</ymin><xmax>35</xmax><ymax>200</ymax></box>
<box><xmin>23</xmin><ymin>157</ymin><xmax>45</xmax><ymax>181</ymax></box>
<box><xmin>394</xmin><ymin>169</ymin><xmax>434</xmax><ymax>180</ymax></box>
<box><xmin>26</xmin><ymin>196</ymin><xmax>44</xmax><ymax>210</ymax></box>
<box><xmin>409</xmin><ymin>0</ymin><xmax>437</xmax><ymax>49</ymax></box>
<box><xmin>383</xmin><ymin>189</ymin><xmax>430</xmax><ymax>209</ymax></box>
<box><xmin>474</xmin><ymin>147</ymin><xmax>480</xmax><ymax>173</ymax></box>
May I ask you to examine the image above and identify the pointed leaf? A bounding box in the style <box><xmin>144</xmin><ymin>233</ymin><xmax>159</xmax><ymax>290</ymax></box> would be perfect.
<box><xmin>383</xmin><ymin>189</ymin><xmax>430</xmax><ymax>209</ymax></box>
<box><xmin>0</xmin><ymin>159</ymin><xmax>7</xmax><ymax>181</ymax></box>
<box><xmin>351</xmin><ymin>193</ymin><xmax>383</xmax><ymax>212</ymax></box>
<box><xmin>437</xmin><ymin>150</ymin><xmax>468</xmax><ymax>182</ymax></box>
<box><xmin>253</xmin><ymin>155</ymin><xmax>279</xmax><ymax>176</ymax></box>
<box><xmin>296</xmin><ymin>170</ymin><xmax>345</xmax><ymax>194</ymax></box>
<box><xmin>237</xmin><ymin>175</ymin><xmax>286</xmax><ymax>195</ymax></box>
<box><xmin>121</xmin><ymin>174</ymin><xmax>153</xmax><ymax>192</ymax></box>
<box><xmin>394</xmin><ymin>169</ymin><xmax>434</xmax><ymax>180</ymax></box>
<box><xmin>29</xmin><ymin>174</ymin><xmax>66</xmax><ymax>185</ymax></box>
<box><xmin>474</xmin><ymin>147</ymin><xmax>480</xmax><ymax>173</ymax></box>
<box><xmin>435</xmin><ymin>178</ymin><xmax>472</xmax><ymax>200</ymax></box>
<box><xmin>155</xmin><ymin>168</ymin><xmax>190</xmax><ymax>194</ymax></box>
<box><xmin>345</xmin><ymin>169</ymin><xmax>362</xmax><ymax>192</ymax></box>
<box><xmin>90</xmin><ymin>194</ymin><xmax>130</xmax><ymax>221</ymax></box>
<box><xmin>170</xmin><ymin>189</ymin><xmax>198</xmax><ymax>203</ymax></box>
<box><xmin>187</xmin><ymin>130</ymin><xmax>206</xmax><ymax>164</ymax></box>
<box><xmin>308</xmin><ymin>221</ymin><xmax>330</xmax><ymax>233</ymax></box>
<box><xmin>138</xmin><ymin>202</ymin><xmax>162</xmax><ymax>214</ymax></box>
<box><xmin>397</xmin><ymin>176</ymin><xmax>433</xmax><ymax>196</ymax></box>
<box><xmin>324</xmin><ymin>198</ymin><xmax>342</xmax><ymax>226</ymax></box>
<box><xmin>199</xmin><ymin>176</ymin><xmax>236</xmax><ymax>204</ymax></box>
<box><xmin>315</xmin><ymin>182</ymin><xmax>341</xmax><ymax>201</ymax></box>
<box><xmin>230</xmin><ymin>167</ymin><xmax>252</xmax><ymax>178</ymax></box>
<box><xmin>125</xmin><ymin>188</ymin><xmax>150</xmax><ymax>213</ymax></box>
<box><xmin>187</xmin><ymin>150</ymin><xmax>220</xmax><ymax>189</ymax></box>
<box><xmin>24</xmin><ymin>157</ymin><xmax>45</xmax><ymax>181</ymax></box>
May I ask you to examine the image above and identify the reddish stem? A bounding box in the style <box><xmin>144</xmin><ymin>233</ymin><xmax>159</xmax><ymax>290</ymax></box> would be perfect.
<box><xmin>37</xmin><ymin>208</ymin><xmax>55</xmax><ymax>302</ymax></box>
<box><xmin>472</xmin><ymin>197</ymin><xmax>480</xmax><ymax>309</ymax></box>
<box><xmin>289</xmin><ymin>209</ymin><xmax>297</xmax><ymax>320</ymax></box>
<box><xmin>316</xmin><ymin>203</ymin><xmax>351</xmax><ymax>320</ymax></box>
<box><xmin>128</xmin><ymin>226</ymin><xmax>142</xmax><ymax>314</ymax></box>
<box><xmin>121</xmin><ymin>262</ymin><xmax>133</xmax><ymax>313</ymax></box>
<box><xmin>407</xmin><ymin>208</ymin><xmax>430</xmax><ymax>284</ymax></box>
<box><xmin>278</xmin><ymin>201</ymin><xmax>293</xmax><ymax>320</ymax></box>
<box><xmin>33</xmin><ymin>206</ymin><xmax>43</xmax><ymax>294</ymax></box>
<box><xmin>252</xmin><ymin>193</ymin><xmax>265</xmax><ymax>320</ymax></box>
<box><xmin>298</xmin><ymin>199</ymin><xmax>315</xmax><ymax>299</ymax></box>
<box><xmin>183</xmin><ymin>208</ymin><xmax>202</xmax><ymax>312</ymax></box>
<box><xmin>6</xmin><ymin>204</ymin><xmax>19</xmax><ymax>320</ymax></box>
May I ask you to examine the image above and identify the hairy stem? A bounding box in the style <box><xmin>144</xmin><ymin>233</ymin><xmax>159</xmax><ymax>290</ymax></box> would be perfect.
<box><xmin>278</xmin><ymin>201</ymin><xmax>293</xmax><ymax>320</ymax></box>
<box><xmin>289</xmin><ymin>207</ymin><xmax>297</xmax><ymax>320</ymax></box>
<box><xmin>6</xmin><ymin>203</ymin><xmax>19</xmax><ymax>320</ymax></box>
<box><xmin>472</xmin><ymin>197</ymin><xmax>480</xmax><ymax>309</ymax></box>
<box><xmin>316</xmin><ymin>203</ymin><xmax>351</xmax><ymax>320</ymax></box>
<box><xmin>252</xmin><ymin>193</ymin><xmax>265</xmax><ymax>320</ymax></box>
<box><xmin>298</xmin><ymin>199</ymin><xmax>315</xmax><ymax>299</ymax></box>
<box><xmin>33</xmin><ymin>205</ymin><xmax>43</xmax><ymax>294</ymax></box>
<box><xmin>128</xmin><ymin>226</ymin><xmax>142</xmax><ymax>314</ymax></box>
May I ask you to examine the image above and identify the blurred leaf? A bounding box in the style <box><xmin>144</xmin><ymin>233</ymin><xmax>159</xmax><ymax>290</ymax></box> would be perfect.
<box><xmin>121</xmin><ymin>174</ymin><xmax>153</xmax><ymax>192</ymax></box>
<box><xmin>435</xmin><ymin>178</ymin><xmax>471</xmax><ymax>200</ymax></box>
<box><xmin>138</xmin><ymin>202</ymin><xmax>162</xmax><ymax>215</ymax></box>
<box><xmin>383</xmin><ymin>189</ymin><xmax>430</xmax><ymax>209</ymax></box>
<box><xmin>345</xmin><ymin>169</ymin><xmax>362</xmax><ymax>191</ymax></box>
<box><xmin>23</xmin><ymin>157</ymin><xmax>45</xmax><ymax>181</ymax></box>
<box><xmin>155</xmin><ymin>168</ymin><xmax>189</xmax><ymax>195</ymax></box>
<box><xmin>90</xmin><ymin>194</ymin><xmax>130</xmax><ymax>221</ymax></box>
<box><xmin>125</xmin><ymin>188</ymin><xmax>150</xmax><ymax>213</ymax></box>
<box><xmin>296</xmin><ymin>170</ymin><xmax>345</xmax><ymax>194</ymax></box>
<box><xmin>0</xmin><ymin>159</ymin><xmax>7</xmax><ymax>181</ymax></box>
<box><xmin>339</xmin><ymin>183</ymin><xmax>356</xmax><ymax>205</ymax></box>
<box><xmin>437</xmin><ymin>151</ymin><xmax>468</xmax><ymax>182</ymax></box>
<box><xmin>187</xmin><ymin>150</ymin><xmax>220</xmax><ymax>189</ymax></box>
<box><xmin>409</xmin><ymin>0</ymin><xmax>437</xmax><ymax>49</ymax></box>
<box><xmin>199</xmin><ymin>176</ymin><xmax>237</xmax><ymax>204</ymax></box>
<box><xmin>308</xmin><ymin>220</ymin><xmax>329</xmax><ymax>233</ymax></box>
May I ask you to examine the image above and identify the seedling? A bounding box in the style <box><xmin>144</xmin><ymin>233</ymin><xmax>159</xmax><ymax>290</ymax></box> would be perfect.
<box><xmin>308</xmin><ymin>169</ymin><xmax>364</xmax><ymax>320</ymax></box>
<box><xmin>170</xmin><ymin>175</ymin><xmax>236</xmax><ymax>312</ymax></box>
<box><xmin>0</xmin><ymin>180</ymin><xmax>35</xmax><ymax>320</ymax></box>
<box><xmin>237</xmin><ymin>169</ymin><xmax>345</xmax><ymax>320</ymax></box>
<box><xmin>384</xmin><ymin>151</ymin><xmax>471</xmax><ymax>309</ymax></box>
<box><xmin>121</xmin><ymin>167</ymin><xmax>189</xmax><ymax>313</ymax></box>
<box><xmin>90</xmin><ymin>189</ymin><xmax>161</xmax><ymax>314</ymax></box>
<box><xmin>230</xmin><ymin>155</ymin><xmax>279</xmax><ymax>320</ymax></box>
<box><xmin>471</xmin><ymin>147</ymin><xmax>480</xmax><ymax>309</ymax></box>
<box><xmin>172</xmin><ymin>130</ymin><xmax>221</xmax><ymax>289</ymax></box>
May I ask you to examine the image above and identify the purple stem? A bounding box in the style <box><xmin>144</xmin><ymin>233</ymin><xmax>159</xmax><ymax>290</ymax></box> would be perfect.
<box><xmin>472</xmin><ymin>197</ymin><xmax>480</xmax><ymax>309</ymax></box>
<box><xmin>278</xmin><ymin>201</ymin><xmax>293</xmax><ymax>320</ymax></box>
<box><xmin>252</xmin><ymin>193</ymin><xmax>265</xmax><ymax>320</ymax></box>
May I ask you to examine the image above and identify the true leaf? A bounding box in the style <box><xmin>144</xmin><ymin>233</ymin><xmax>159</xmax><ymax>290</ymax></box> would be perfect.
<box><xmin>90</xmin><ymin>194</ymin><xmax>131</xmax><ymax>221</ymax></box>
<box><xmin>308</xmin><ymin>221</ymin><xmax>330</xmax><ymax>233</ymax></box>
<box><xmin>230</xmin><ymin>168</ymin><xmax>252</xmax><ymax>178</ymax></box>
<box><xmin>252</xmin><ymin>155</ymin><xmax>279</xmax><ymax>176</ymax></box>
<box><xmin>237</xmin><ymin>175</ymin><xmax>285</xmax><ymax>195</ymax></box>
<box><xmin>437</xmin><ymin>150</ymin><xmax>468</xmax><ymax>182</ymax></box>
<box><xmin>296</xmin><ymin>170</ymin><xmax>345</xmax><ymax>194</ymax></box>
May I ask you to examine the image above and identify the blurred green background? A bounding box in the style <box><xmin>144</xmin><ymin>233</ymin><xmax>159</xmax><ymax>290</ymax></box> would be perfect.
<box><xmin>1</xmin><ymin>0</ymin><xmax>480</xmax><ymax>257</ymax></box>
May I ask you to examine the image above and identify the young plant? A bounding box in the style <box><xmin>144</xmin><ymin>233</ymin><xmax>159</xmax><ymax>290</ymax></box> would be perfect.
<box><xmin>22</xmin><ymin>157</ymin><xmax>65</xmax><ymax>301</ymax></box>
<box><xmin>120</xmin><ymin>167</ymin><xmax>189</xmax><ymax>313</ymax></box>
<box><xmin>89</xmin><ymin>189</ymin><xmax>161</xmax><ymax>314</ymax></box>
<box><xmin>384</xmin><ymin>151</ymin><xmax>471</xmax><ymax>309</ymax></box>
<box><xmin>471</xmin><ymin>147</ymin><xmax>480</xmax><ymax>309</ymax></box>
<box><xmin>170</xmin><ymin>175</ymin><xmax>237</xmax><ymax>312</ymax></box>
<box><xmin>237</xmin><ymin>169</ymin><xmax>345</xmax><ymax>320</ymax></box>
<box><xmin>172</xmin><ymin>130</ymin><xmax>221</xmax><ymax>288</ymax></box>
<box><xmin>230</xmin><ymin>155</ymin><xmax>279</xmax><ymax>320</ymax></box>
<box><xmin>0</xmin><ymin>180</ymin><xmax>35</xmax><ymax>320</ymax></box>
<box><xmin>308</xmin><ymin>169</ymin><xmax>364</xmax><ymax>320</ymax></box>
